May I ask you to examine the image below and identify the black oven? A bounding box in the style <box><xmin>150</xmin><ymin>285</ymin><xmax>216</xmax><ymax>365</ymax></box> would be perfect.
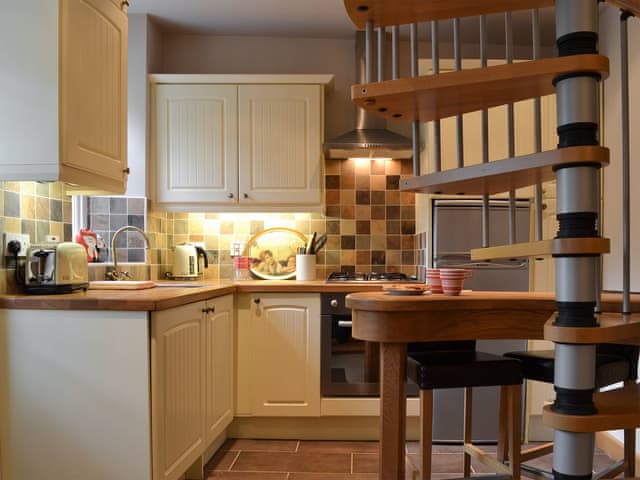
<box><xmin>320</xmin><ymin>292</ymin><xmax>419</xmax><ymax>397</ymax></box>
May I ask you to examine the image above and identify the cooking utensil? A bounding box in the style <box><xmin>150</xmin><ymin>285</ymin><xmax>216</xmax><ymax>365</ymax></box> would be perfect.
<box><xmin>310</xmin><ymin>233</ymin><xmax>327</xmax><ymax>254</ymax></box>
<box><xmin>307</xmin><ymin>232</ymin><xmax>317</xmax><ymax>255</ymax></box>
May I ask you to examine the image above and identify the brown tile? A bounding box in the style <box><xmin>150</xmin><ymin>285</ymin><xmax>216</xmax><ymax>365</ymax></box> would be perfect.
<box><xmin>387</xmin><ymin>235</ymin><xmax>401</xmax><ymax>249</ymax></box>
<box><xmin>355</xmin><ymin>205</ymin><xmax>370</xmax><ymax>220</ymax></box>
<box><xmin>297</xmin><ymin>440</ymin><xmax>379</xmax><ymax>454</ymax></box>
<box><xmin>355</xmin><ymin>159</ymin><xmax>370</xmax><ymax>175</ymax></box>
<box><xmin>341</xmin><ymin>189</ymin><xmax>355</xmax><ymax>205</ymax></box>
<box><xmin>402</xmin><ymin>235</ymin><xmax>415</xmax><ymax>249</ymax></box>
<box><xmin>341</xmin><ymin>250</ymin><xmax>355</xmax><ymax>265</ymax></box>
<box><xmin>356</xmin><ymin>191</ymin><xmax>370</xmax><ymax>205</ymax></box>
<box><xmin>35</xmin><ymin>196</ymin><xmax>49</xmax><ymax>220</ymax></box>
<box><xmin>342</xmin><ymin>158</ymin><xmax>356</xmax><ymax>175</ymax></box>
<box><xmin>386</xmin><ymin>159</ymin><xmax>401</xmax><ymax>174</ymax></box>
<box><xmin>356</xmin><ymin>251</ymin><xmax>371</xmax><ymax>265</ymax></box>
<box><xmin>325</xmin><ymin>159</ymin><xmax>341</xmax><ymax>174</ymax></box>
<box><xmin>355</xmin><ymin>235</ymin><xmax>370</xmax><ymax>250</ymax></box>
<box><xmin>371</xmin><ymin>175</ymin><xmax>386</xmax><ymax>190</ymax></box>
<box><xmin>371</xmin><ymin>205</ymin><xmax>386</xmax><ymax>220</ymax></box>
<box><xmin>289</xmin><ymin>474</ymin><xmax>376</xmax><ymax>480</ymax></box>
<box><xmin>386</xmin><ymin>250</ymin><xmax>401</xmax><ymax>266</ymax></box>
<box><xmin>355</xmin><ymin>175</ymin><xmax>370</xmax><ymax>190</ymax></box>
<box><xmin>232</xmin><ymin>451</ymin><xmax>350</xmax><ymax>474</ymax></box>
<box><xmin>222</xmin><ymin>439</ymin><xmax>299</xmax><ymax>452</ymax></box>
<box><xmin>326</xmin><ymin>175</ymin><xmax>341</xmax><ymax>189</ymax></box>
<box><xmin>371</xmin><ymin>159</ymin><xmax>386</xmax><ymax>175</ymax></box>
<box><xmin>341</xmin><ymin>205</ymin><xmax>355</xmax><ymax>220</ymax></box>
<box><xmin>402</xmin><ymin>250</ymin><xmax>415</xmax><ymax>265</ymax></box>
<box><xmin>371</xmin><ymin>250</ymin><xmax>386</xmax><ymax>265</ymax></box>
<box><xmin>207</xmin><ymin>449</ymin><xmax>240</xmax><ymax>471</ymax></box>
<box><xmin>341</xmin><ymin>219</ymin><xmax>356</xmax><ymax>235</ymax></box>
<box><xmin>326</xmin><ymin>205</ymin><xmax>341</xmax><ymax>218</ymax></box>
<box><xmin>386</xmin><ymin>206</ymin><xmax>400</xmax><ymax>220</ymax></box>
<box><xmin>371</xmin><ymin>191</ymin><xmax>386</xmax><ymax>205</ymax></box>
<box><xmin>341</xmin><ymin>235</ymin><xmax>356</xmax><ymax>249</ymax></box>
<box><xmin>340</xmin><ymin>174</ymin><xmax>355</xmax><ymax>189</ymax></box>
<box><xmin>356</xmin><ymin>220</ymin><xmax>370</xmax><ymax>234</ymax></box>
<box><xmin>401</xmin><ymin>191</ymin><xmax>416</xmax><ymax>205</ymax></box>
<box><xmin>326</xmin><ymin>190</ymin><xmax>340</xmax><ymax>205</ymax></box>
<box><xmin>326</xmin><ymin>235</ymin><xmax>341</xmax><ymax>249</ymax></box>
<box><xmin>386</xmin><ymin>190</ymin><xmax>401</xmax><ymax>205</ymax></box>
<box><xmin>208</xmin><ymin>472</ymin><xmax>287</xmax><ymax>479</ymax></box>
<box><xmin>326</xmin><ymin>220</ymin><xmax>340</xmax><ymax>234</ymax></box>
<box><xmin>401</xmin><ymin>205</ymin><xmax>416</xmax><ymax>219</ymax></box>
<box><xmin>401</xmin><ymin>220</ymin><xmax>416</xmax><ymax>235</ymax></box>
<box><xmin>387</xmin><ymin>220</ymin><xmax>400</xmax><ymax>234</ymax></box>
<box><xmin>386</xmin><ymin>175</ymin><xmax>400</xmax><ymax>190</ymax></box>
<box><xmin>371</xmin><ymin>221</ymin><xmax>386</xmax><ymax>235</ymax></box>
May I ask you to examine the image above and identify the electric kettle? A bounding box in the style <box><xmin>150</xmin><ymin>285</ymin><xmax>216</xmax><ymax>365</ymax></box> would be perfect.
<box><xmin>167</xmin><ymin>243</ymin><xmax>208</xmax><ymax>279</ymax></box>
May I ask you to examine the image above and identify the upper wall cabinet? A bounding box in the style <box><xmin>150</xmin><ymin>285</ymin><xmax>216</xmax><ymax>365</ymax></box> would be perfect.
<box><xmin>150</xmin><ymin>75</ymin><xmax>334</xmax><ymax>212</ymax></box>
<box><xmin>0</xmin><ymin>0</ymin><xmax>129</xmax><ymax>194</ymax></box>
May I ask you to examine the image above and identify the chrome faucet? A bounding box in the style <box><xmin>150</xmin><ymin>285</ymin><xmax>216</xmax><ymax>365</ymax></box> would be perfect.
<box><xmin>106</xmin><ymin>225</ymin><xmax>151</xmax><ymax>281</ymax></box>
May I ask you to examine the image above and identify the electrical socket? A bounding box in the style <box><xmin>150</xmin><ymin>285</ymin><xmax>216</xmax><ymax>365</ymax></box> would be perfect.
<box><xmin>3</xmin><ymin>233</ymin><xmax>30</xmax><ymax>258</ymax></box>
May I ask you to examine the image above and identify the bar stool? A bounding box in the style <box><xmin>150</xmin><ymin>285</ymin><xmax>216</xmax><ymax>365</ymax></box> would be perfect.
<box><xmin>502</xmin><ymin>344</ymin><xmax>639</xmax><ymax>478</ymax></box>
<box><xmin>407</xmin><ymin>341</ymin><xmax>523</xmax><ymax>480</ymax></box>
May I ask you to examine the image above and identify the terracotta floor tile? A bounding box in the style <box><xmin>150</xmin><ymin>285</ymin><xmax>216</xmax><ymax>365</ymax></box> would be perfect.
<box><xmin>297</xmin><ymin>440</ymin><xmax>379</xmax><ymax>454</ymax></box>
<box><xmin>352</xmin><ymin>453</ymin><xmax>418</xmax><ymax>475</ymax></box>
<box><xmin>222</xmin><ymin>438</ymin><xmax>299</xmax><ymax>452</ymax></box>
<box><xmin>207</xmin><ymin>449</ymin><xmax>240</xmax><ymax>471</ymax></box>
<box><xmin>207</xmin><ymin>472</ymin><xmax>287</xmax><ymax>479</ymax></box>
<box><xmin>232</xmin><ymin>451</ymin><xmax>351</xmax><ymax>473</ymax></box>
<box><xmin>288</xmin><ymin>474</ymin><xmax>377</xmax><ymax>480</ymax></box>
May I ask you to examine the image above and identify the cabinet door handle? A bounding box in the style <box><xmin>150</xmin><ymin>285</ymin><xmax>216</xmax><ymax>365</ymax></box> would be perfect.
<box><xmin>209</xmin><ymin>306</ymin><xmax>215</xmax><ymax>314</ymax></box>
<box><xmin>121</xmin><ymin>0</ymin><xmax>130</xmax><ymax>6</ymax></box>
<box><xmin>243</xmin><ymin>193</ymin><xmax>249</xmax><ymax>199</ymax></box>
<box><xmin>253</xmin><ymin>298</ymin><xmax>260</xmax><ymax>304</ymax></box>
<box><xmin>123</xmin><ymin>167</ymin><xmax>130</xmax><ymax>174</ymax></box>
<box><xmin>227</xmin><ymin>193</ymin><xmax>234</xmax><ymax>199</ymax></box>
<box><xmin>201</xmin><ymin>307</ymin><xmax>209</xmax><ymax>313</ymax></box>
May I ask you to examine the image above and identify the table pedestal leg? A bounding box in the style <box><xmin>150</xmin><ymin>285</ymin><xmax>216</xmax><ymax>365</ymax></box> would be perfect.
<box><xmin>380</xmin><ymin>342</ymin><xmax>407</xmax><ymax>480</ymax></box>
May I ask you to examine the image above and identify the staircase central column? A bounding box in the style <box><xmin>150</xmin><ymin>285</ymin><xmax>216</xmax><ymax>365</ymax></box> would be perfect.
<box><xmin>552</xmin><ymin>1</ymin><xmax>602</xmax><ymax>479</ymax></box>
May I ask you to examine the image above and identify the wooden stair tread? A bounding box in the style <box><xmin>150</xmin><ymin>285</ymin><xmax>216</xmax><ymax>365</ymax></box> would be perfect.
<box><xmin>469</xmin><ymin>238</ymin><xmax>610</xmax><ymax>261</ymax></box>
<box><xmin>345</xmin><ymin>0</ymin><xmax>639</xmax><ymax>28</ymax></box>
<box><xmin>351</xmin><ymin>55</ymin><xmax>609</xmax><ymax>123</ymax></box>
<box><xmin>401</xmin><ymin>146</ymin><xmax>609</xmax><ymax>195</ymax></box>
<box><xmin>607</xmin><ymin>0</ymin><xmax>640</xmax><ymax>16</ymax></box>
<box><xmin>545</xmin><ymin>312</ymin><xmax>640</xmax><ymax>344</ymax></box>
<box><xmin>543</xmin><ymin>382</ymin><xmax>640</xmax><ymax>432</ymax></box>
<box><xmin>344</xmin><ymin>0</ymin><xmax>555</xmax><ymax>28</ymax></box>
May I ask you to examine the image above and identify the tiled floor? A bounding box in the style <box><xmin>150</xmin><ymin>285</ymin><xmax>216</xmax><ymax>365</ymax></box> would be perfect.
<box><xmin>204</xmin><ymin>439</ymin><xmax>618</xmax><ymax>479</ymax></box>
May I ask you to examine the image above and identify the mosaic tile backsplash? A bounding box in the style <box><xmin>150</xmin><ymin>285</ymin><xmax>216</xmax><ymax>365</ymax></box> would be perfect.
<box><xmin>145</xmin><ymin>158</ymin><xmax>418</xmax><ymax>281</ymax></box>
<box><xmin>0</xmin><ymin>158</ymin><xmax>419</xmax><ymax>289</ymax></box>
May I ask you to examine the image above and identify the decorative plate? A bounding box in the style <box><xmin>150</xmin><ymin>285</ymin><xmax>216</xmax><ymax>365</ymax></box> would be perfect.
<box><xmin>382</xmin><ymin>284</ymin><xmax>431</xmax><ymax>296</ymax></box>
<box><xmin>244</xmin><ymin>228</ymin><xmax>308</xmax><ymax>280</ymax></box>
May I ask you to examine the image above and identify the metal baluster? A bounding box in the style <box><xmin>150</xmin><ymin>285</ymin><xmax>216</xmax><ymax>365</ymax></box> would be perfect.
<box><xmin>411</xmin><ymin>23</ymin><xmax>420</xmax><ymax>176</ymax></box>
<box><xmin>392</xmin><ymin>25</ymin><xmax>400</xmax><ymax>80</ymax></box>
<box><xmin>432</xmin><ymin>21</ymin><xmax>441</xmax><ymax>172</ymax></box>
<box><xmin>480</xmin><ymin>15</ymin><xmax>490</xmax><ymax>248</ymax></box>
<box><xmin>532</xmin><ymin>8</ymin><xmax>544</xmax><ymax>241</ymax></box>
<box><xmin>365</xmin><ymin>20</ymin><xmax>373</xmax><ymax>84</ymax></box>
<box><xmin>506</xmin><ymin>12</ymin><xmax>517</xmax><ymax>244</ymax></box>
<box><xmin>621</xmin><ymin>10</ymin><xmax>632</xmax><ymax>314</ymax></box>
<box><xmin>454</xmin><ymin>18</ymin><xmax>464</xmax><ymax>169</ymax></box>
<box><xmin>377</xmin><ymin>26</ymin><xmax>385</xmax><ymax>82</ymax></box>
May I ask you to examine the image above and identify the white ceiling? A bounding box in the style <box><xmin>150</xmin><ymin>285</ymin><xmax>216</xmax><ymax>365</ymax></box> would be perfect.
<box><xmin>128</xmin><ymin>0</ymin><xmax>556</xmax><ymax>45</ymax></box>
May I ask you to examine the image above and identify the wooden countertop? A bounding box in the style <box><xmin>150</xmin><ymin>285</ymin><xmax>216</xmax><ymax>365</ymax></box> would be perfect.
<box><xmin>345</xmin><ymin>290</ymin><xmax>640</xmax><ymax>342</ymax></box>
<box><xmin>0</xmin><ymin>280</ymin><xmax>384</xmax><ymax>311</ymax></box>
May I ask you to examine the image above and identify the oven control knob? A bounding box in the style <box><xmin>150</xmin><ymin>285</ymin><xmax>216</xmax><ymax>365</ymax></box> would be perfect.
<box><xmin>330</xmin><ymin>299</ymin><xmax>338</xmax><ymax>308</ymax></box>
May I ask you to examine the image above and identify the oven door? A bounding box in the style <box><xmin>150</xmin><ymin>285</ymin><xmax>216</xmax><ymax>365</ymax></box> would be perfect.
<box><xmin>320</xmin><ymin>313</ymin><xmax>381</xmax><ymax>396</ymax></box>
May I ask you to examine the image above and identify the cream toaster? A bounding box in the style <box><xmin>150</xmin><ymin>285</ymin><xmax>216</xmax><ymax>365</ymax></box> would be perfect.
<box><xmin>25</xmin><ymin>242</ymin><xmax>89</xmax><ymax>294</ymax></box>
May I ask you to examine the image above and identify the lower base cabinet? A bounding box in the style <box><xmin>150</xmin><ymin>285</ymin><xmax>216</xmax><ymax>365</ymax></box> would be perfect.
<box><xmin>151</xmin><ymin>294</ymin><xmax>234</xmax><ymax>480</ymax></box>
<box><xmin>236</xmin><ymin>293</ymin><xmax>320</xmax><ymax>417</ymax></box>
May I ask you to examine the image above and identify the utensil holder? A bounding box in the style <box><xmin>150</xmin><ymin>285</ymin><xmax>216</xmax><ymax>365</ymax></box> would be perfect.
<box><xmin>296</xmin><ymin>255</ymin><xmax>316</xmax><ymax>281</ymax></box>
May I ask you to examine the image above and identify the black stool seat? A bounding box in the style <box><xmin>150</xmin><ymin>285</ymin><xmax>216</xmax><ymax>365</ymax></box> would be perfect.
<box><xmin>408</xmin><ymin>350</ymin><xmax>523</xmax><ymax>390</ymax></box>
<box><xmin>504</xmin><ymin>349</ymin><xmax>634</xmax><ymax>387</ymax></box>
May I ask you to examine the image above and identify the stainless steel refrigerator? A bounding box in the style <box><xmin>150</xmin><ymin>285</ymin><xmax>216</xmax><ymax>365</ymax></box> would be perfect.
<box><xmin>431</xmin><ymin>198</ymin><xmax>530</xmax><ymax>442</ymax></box>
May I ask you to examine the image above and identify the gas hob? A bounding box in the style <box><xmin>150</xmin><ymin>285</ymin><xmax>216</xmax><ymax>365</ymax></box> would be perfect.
<box><xmin>325</xmin><ymin>271</ymin><xmax>419</xmax><ymax>283</ymax></box>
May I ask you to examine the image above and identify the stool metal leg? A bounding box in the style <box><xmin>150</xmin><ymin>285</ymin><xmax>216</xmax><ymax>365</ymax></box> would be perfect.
<box><xmin>463</xmin><ymin>387</ymin><xmax>473</xmax><ymax>477</ymax></box>
<box><xmin>419</xmin><ymin>389</ymin><xmax>433</xmax><ymax>480</ymax></box>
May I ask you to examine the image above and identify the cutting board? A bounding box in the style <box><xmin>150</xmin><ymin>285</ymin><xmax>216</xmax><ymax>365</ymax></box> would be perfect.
<box><xmin>88</xmin><ymin>280</ymin><xmax>156</xmax><ymax>290</ymax></box>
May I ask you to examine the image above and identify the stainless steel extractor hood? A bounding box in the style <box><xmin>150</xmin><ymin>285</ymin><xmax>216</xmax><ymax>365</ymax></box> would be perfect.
<box><xmin>323</xmin><ymin>32</ymin><xmax>413</xmax><ymax>160</ymax></box>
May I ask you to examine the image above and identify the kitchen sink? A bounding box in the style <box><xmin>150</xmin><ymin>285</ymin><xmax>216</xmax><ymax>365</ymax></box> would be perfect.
<box><xmin>89</xmin><ymin>280</ymin><xmax>156</xmax><ymax>290</ymax></box>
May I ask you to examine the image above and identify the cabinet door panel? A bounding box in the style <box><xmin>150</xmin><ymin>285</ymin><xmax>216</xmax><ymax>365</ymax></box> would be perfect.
<box><xmin>60</xmin><ymin>0</ymin><xmax>127</xmax><ymax>192</ymax></box>
<box><xmin>238</xmin><ymin>85</ymin><xmax>322</xmax><ymax>205</ymax></box>
<box><xmin>249</xmin><ymin>294</ymin><xmax>320</xmax><ymax>416</ymax></box>
<box><xmin>204</xmin><ymin>295</ymin><xmax>234</xmax><ymax>443</ymax></box>
<box><xmin>152</xmin><ymin>303</ymin><xmax>204</xmax><ymax>480</ymax></box>
<box><xmin>154</xmin><ymin>84</ymin><xmax>238</xmax><ymax>204</ymax></box>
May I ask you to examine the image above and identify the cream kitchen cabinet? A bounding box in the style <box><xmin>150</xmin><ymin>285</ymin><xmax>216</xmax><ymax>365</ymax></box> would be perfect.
<box><xmin>151</xmin><ymin>294</ymin><xmax>234</xmax><ymax>480</ymax></box>
<box><xmin>235</xmin><ymin>293</ymin><xmax>321</xmax><ymax>416</ymax></box>
<box><xmin>150</xmin><ymin>75</ymin><xmax>333</xmax><ymax>211</ymax></box>
<box><xmin>0</xmin><ymin>0</ymin><xmax>128</xmax><ymax>193</ymax></box>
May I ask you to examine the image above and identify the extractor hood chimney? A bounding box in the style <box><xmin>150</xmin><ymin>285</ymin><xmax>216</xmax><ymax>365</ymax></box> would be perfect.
<box><xmin>323</xmin><ymin>31</ymin><xmax>413</xmax><ymax>160</ymax></box>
